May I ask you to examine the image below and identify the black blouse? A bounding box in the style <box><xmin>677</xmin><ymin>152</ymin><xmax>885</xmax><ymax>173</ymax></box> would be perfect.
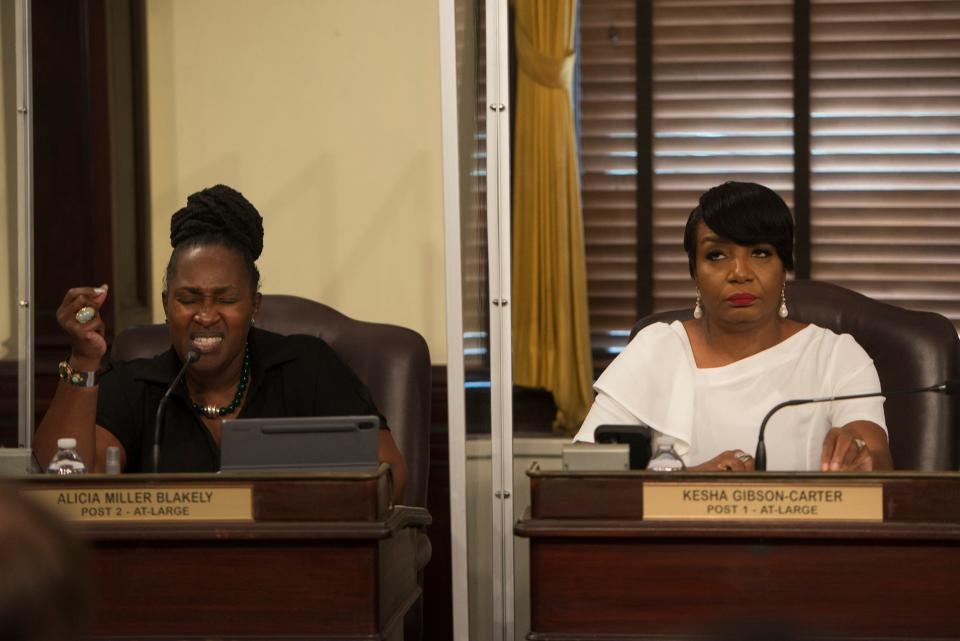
<box><xmin>96</xmin><ymin>327</ymin><xmax>383</xmax><ymax>472</ymax></box>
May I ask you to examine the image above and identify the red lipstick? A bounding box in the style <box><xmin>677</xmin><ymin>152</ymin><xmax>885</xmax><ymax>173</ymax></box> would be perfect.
<box><xmin>727</xmin><ymin>293</ymin><xmax>757</xmax><ymax>306</ymax></box>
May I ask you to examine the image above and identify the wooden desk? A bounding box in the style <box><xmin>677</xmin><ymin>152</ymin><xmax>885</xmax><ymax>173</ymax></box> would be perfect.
<box><xmin>21</xmin><ymin>466</ymin><xmax>430</xmax><ymax>640</ymax></box>
<box><xmin>516</xmin><ymin>471</ymin><xmax>960</xmax><ymax>640</ymax></box>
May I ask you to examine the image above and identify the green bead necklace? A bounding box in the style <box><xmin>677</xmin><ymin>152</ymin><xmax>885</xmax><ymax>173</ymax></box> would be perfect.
<box><xmin>191</xmin><ymin>345</ymin><xmax>250</xmax><ymax>418</ymax></box>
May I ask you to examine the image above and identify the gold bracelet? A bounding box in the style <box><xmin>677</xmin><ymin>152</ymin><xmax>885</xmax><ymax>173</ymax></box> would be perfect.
<box><xmin>58</xmin><ymin>360</ymin><xmax>97</xmax><ymax>388</ymax></box>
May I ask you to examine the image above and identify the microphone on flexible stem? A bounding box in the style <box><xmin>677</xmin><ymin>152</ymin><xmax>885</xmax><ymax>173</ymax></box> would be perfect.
<box><xmin>152</xmin><ymin>349</ymin><xmax>200</xmax><ymax>473</ymax></box>
<box><xmin>754</xmin><ymin>380</ymin><xmax>960</xmax><ymax>471</ymax></box>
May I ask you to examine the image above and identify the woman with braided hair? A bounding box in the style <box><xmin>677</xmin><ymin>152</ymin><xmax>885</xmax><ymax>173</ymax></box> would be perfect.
<box><xmin>34</xmin><ymin>184</ymin><xmax>407</xmax><ymax>498</ymax></box>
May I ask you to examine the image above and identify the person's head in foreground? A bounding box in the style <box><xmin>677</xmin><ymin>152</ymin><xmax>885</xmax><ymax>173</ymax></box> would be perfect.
<box><xmin>0</xmin><ymin>487</ymin><xmax>89</xmax><ymax>641</ymax></box>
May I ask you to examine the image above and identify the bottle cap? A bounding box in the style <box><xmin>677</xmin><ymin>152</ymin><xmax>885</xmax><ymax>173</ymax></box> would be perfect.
<box><xmin>57</xmin><ymin>438</ymin><xmax>77</xmax><ymax>449</ymax></box>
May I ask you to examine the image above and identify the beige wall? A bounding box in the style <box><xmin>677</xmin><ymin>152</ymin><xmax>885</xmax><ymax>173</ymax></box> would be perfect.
<box><xmin>0</xmin><ymin>0</ymin><xmax>16</xmax><ymax>360</ymax></box>
<box><xmin>146</xmin><ymin>0</ymin><xmax>447</xmax><ymax>361</ymax></box>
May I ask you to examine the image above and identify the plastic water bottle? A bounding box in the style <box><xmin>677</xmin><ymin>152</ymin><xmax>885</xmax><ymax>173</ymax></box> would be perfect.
<box><xmin>646</xmin><ymin>436</ymin><xmax>685</xmax><ymax>472</ymax></box>
<box><xmin>47</xmin><ymin>438</ymin><xmax>87</xmax><ymax>475</ymax></box>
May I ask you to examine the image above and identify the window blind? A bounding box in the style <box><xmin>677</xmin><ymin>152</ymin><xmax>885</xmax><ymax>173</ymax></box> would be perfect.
<box><xmin>462</xmin><ymin>0</ymin><xmax>489</xmax><ymax>372</ymax></box>
<box><xmin>579</xmin><ymin>0</ymin><xmax>960</xmax><ymax>370</ymax></box>
<box><xmin>579</xmin><ymin>0</ymin><xmax>639</xmax><ymax>367</ymax></box>
<box><xmin>809</xmin><ymin>0</ymin><xmax>960</xmax><ymax>329</ymax></box>
<box><xmin>580</xmin><ymin>0</ymin><xmax>796</xmax><ymax>365</ymax></box>
<box><xmin>652</xmin><ymin>0</ymin><xmax>795</xmax><ymax>312</ymax></box>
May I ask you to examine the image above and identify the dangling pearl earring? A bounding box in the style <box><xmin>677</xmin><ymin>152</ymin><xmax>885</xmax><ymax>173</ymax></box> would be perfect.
<box><xmin>778</xmin><ymin>286</ymin><xmax>789</xmax><ymax>319</ymax></box>
<box><xmin>250</xmin><ymin>317</ymin><xmax>256</xmax><ymax>326</ymax></box>
<box><xmin>693</xmin><ymin>292</ymin><xmax>703</xmax><ymax>320</ymax></box>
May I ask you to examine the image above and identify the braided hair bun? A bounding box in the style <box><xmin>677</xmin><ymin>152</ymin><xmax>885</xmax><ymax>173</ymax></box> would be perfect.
<box><xmin>165</xmin><ymin>184</ymin><xmax>263</xmax><ymax>292</ymax></box>
<box><xmin>170</xmin><ymin>184</ymin><xmax>264</xmax><ymax>259</ymax></box>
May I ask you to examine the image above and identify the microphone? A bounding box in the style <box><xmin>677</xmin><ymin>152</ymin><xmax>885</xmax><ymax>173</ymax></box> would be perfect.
<box><xmin>152</xmin><ymin>349</ymin><xmax>200</xmax><ymax>473</ymax></box>
<box><xmin>754</xmin><ymin>380</ymin><xmax>959</xmax><ymax>471</ymax></box>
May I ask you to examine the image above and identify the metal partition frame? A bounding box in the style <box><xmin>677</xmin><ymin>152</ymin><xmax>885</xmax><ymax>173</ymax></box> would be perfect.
<box><xmin>438</xmin><ymin>0</ymin><xmax>470</xmax><ymax>638</ymax></box>
<box><xmin>483</xmin><ymin>1</ymin><xmax>514</xmax><ymax>640</ymax></box>
<box><xmin>440</xmin><ymin>0</ymin><xmax>515</xmax><ymax>638</ymax></box>
<box><xmin>15</xmin><ymin>0</ymin><xmax>33</xmax><ymax>448</ymax></box>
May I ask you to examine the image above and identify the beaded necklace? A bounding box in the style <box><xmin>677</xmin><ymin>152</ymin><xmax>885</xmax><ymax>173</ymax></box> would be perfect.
<box><xmin>190</xmin><ymin>345</ymin><xmax>250</xmax><ymax>418</ymax></box>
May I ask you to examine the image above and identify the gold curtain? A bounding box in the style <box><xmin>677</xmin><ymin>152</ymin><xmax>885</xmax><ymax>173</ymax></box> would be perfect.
<box><xmin>511</xmin><ymin>0</ymin><xmax>593</xmax><ymax>432</ymax></box>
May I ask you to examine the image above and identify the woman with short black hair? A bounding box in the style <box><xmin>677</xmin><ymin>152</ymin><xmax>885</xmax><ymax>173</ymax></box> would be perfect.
<box><xmin>575</xmin><ymin>181</ymin><xmax>892</xmax><ymax>472</ymax></box>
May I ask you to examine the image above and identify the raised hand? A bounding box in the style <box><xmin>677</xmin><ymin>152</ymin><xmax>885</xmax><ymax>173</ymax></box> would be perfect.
<box><xmin>56</xmin><ymin>285</ymin><xmax>109</xmax><ymax>369</ymax></box>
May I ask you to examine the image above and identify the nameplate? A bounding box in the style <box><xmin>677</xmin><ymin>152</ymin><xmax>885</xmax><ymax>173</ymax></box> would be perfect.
<box><xmin>643</xmin><ymin>483</ymin><xmax>883</xmax><ymax>521</ymax></box>
<box><xmin>24</xmin><ymin>486</ymin><xmax>254</xmax><ymax>522</ymax></box>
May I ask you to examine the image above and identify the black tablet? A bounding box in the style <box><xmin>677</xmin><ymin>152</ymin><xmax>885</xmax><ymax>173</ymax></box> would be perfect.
<box><xmin>219</xmin><ymin>415</ymin><xmax>380</xmax><ymax>473</ymax></box>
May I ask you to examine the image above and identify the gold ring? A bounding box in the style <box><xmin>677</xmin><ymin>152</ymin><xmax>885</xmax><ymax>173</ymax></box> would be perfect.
<box><xmin>853</xmin><ymin>438</ymin><xmax>867</xmax><ymax>451</ymax></box>
<box><xmin>75</xmin><ymin>306</ymin><xmax>95</xmax><ymax>324</ymax></box>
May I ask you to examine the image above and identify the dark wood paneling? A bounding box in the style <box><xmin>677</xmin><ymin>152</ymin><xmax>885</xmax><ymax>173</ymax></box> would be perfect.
<box><xmin>26</xmin><ymin>0</ymin><xmax>117</xmax><ymax>443</ymax></box>
<box><xmin>423</xmin><ymin>426</ymin><xmax>452</xmax><ymax>641</ymax></box>
<box><xmin>93</xmin><ymin>541</ymin><xmax>380</xmax><ymax>637</ymax></box>
<box><xmin>253</xmin><ymin>477</ymin><xmax>387</xmax><ymax>522</ymax></box>
<box><xmin>21</xmin><ymin>473</ymin><xmax>426</xmax><ymax>640</ymax></box>
<box><xmin>526</xmin><ymin>472</ymin><xmax>960</xmax><ymax>523</ymax></box>
<box><xmin>425</xmin><ymin>365</ymin><xmax>451</xmax><ymax>640</ymax></box>
<box><xmin>530</xmin><ymin>539</ymin><xmax>960</xmax><ymax>639</ymax></box>
<box><xmin>520</xmin><ymin>472</ymin><xmax>960</xmax><ymax>640</ymax></box>
<box><xmin>128</xmin><ymin>0</ymin><xmax>151</xmax><ymax>310</ymax></box>
<box><xmin>32</xmin><ymin>0</ymin><xmax>115</xmax><ymax>347</ymax></box>
<box><xmin>430</xmin><ymin>365</ymin><xmax>447</xmax><ymax>429</ymax></box>
<box><xmin>6</xmin><ymin>0</ymin><xmax>152</xmax><ymax>447</ymax></box>
<box><xmin>0</xmin><ymin>361</ymin><xmax>17</xmax><ymax>447</ymax></box>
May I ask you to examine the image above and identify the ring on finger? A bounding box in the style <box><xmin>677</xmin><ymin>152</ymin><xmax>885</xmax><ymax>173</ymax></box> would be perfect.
<box><xmin>734</xmin><ymin>450</ymin><xmax>752</xmax><ymax>463</ymax></box>
<box><xmin>853</xmin><ymin>438</ymin><xmax>867</xmax><ymax>452</ymax></box>
<box><xmin>75</xmin><ymin>306</ymin><xmax>96</xmax><ymax>324</ymax></box>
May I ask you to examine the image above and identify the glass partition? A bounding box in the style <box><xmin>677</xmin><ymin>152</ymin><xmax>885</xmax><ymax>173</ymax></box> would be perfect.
<box><xmin>456</xmin><ymin>0</ymin><xmax>496</xmax><ymax>638</ymax></box>
<box><xmin>446</xmin><ymin>0</ymin><xmax>517</xmax><ymax>638</ymax></box>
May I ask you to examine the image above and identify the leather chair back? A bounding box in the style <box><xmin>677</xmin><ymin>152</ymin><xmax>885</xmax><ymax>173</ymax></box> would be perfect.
<box><xmin>111</xmin><ymin>294</ymin><xmax>431</xmax><ymax>506</ymax></box>
<box><xmin>631</xmin><ymin>280</ymin><xmax>960</xmax><ymax>470</ymax></box>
